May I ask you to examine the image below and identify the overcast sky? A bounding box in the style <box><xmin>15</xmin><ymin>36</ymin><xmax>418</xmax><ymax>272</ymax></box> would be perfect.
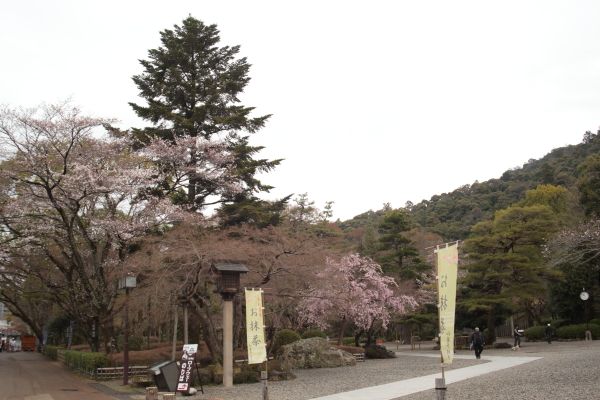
<box><xmin>2</xmin><ymin>1</ymin><xmax>600</xmax><ymax>220</ymax></box>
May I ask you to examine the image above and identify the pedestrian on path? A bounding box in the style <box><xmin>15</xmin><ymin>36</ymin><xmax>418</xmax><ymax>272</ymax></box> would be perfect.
<box><xmin>512</xmin><ymin>325</ymin><xmax>523</xmax><ymax>350</ymax></box>
<box><xmin>470</xmin><ymin>327</ymin><xmax>485</xmax><ymax>359</ymax></box>
<box><xmin>545</xmin><ymin>323</ymin><xmax>553</xmax><ymax>344</ymax></box>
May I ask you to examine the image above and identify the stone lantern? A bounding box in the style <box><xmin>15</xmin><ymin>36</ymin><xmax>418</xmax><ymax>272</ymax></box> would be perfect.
<box><xmin>212</xmin><ymin>263</ymin><xmax>248</xmax><ymax>387</ymax></box>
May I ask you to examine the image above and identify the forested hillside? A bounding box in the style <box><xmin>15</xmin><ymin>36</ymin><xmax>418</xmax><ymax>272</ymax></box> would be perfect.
<box><xmin>342</xmin><ymin>130</ymin><xmax>600</xmax><ymax>240</ymax></box>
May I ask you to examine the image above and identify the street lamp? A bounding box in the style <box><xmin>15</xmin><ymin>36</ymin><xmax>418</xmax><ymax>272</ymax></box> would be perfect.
<box><xmin>211</xmin><ymin>263</ymin><xmax>248</xmax><ymax>388</ymax></box>
<box><xmin>118</xmin><ymin>274</ymin><xmax>137</xmax><ymax>385</ymax></box>
<box><xmin>580</xmin><ymin>288</ymin><xmax>592</xmax><ymax>339</ymax></box>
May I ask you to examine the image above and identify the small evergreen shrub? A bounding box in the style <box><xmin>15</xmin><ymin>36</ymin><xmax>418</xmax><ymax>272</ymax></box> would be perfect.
<box><xmin>302</xmin><ymin>329</ymin><xmax>327</xmax><ymax>339</ymax></box>
<box><xmin>556</xmin><ymin>324</ymin><xmax>600</xmax><ymax>340</ymax></box>
<box><xmin>342</xmin><ymin>337</ymin><xmax>356</xmax><ymax>346</ymax></box>
<box><xmin>272</xmin><ymin>329</ymin><xmax>301</xmax><ymax>354</ymax></box>
<box><xmin>364</xmin><ymin>344</ymin><xmax>395</xmax><ymax>359</ymax></box>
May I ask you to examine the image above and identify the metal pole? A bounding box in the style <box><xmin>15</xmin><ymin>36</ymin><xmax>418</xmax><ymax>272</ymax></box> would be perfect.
<box><xmin>262</xmin><ymin>289</ymin><xmax>269</xmax><ymax>400</ymax></box>
<box><xmin>223</xmin><ymin>299</ymin><xmax>234</xmax><ymax>387</ymax></box>
<box><xmin>123</xmin><ymin>287</ymin><xmax>130</xmax><ymax>385</ymax></box>
<box><xmin>261</xmin><ymin>370</ymin><xmax>269</xmax><ymax>400</ymax></box>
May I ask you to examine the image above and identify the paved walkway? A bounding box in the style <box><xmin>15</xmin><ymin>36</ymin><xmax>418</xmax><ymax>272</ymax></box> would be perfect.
<box><xmin>309</xmin><ymin>352</ymin><xmax>542</xmax><ymax>400</ymax></box>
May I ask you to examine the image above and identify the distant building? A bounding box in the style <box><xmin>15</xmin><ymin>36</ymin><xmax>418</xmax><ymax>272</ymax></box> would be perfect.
<box><xmin>0</xmin><ymin>302</ymin><xmax>11</xmax><ymax>331</ymax></box>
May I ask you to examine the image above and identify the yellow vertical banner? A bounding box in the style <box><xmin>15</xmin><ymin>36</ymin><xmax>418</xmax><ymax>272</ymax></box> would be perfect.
<box><xmin>245</xmin><ymin>289</ymin><xmax>267</xmax><ymax>364</ymax></box>
<box><xmin>436</xmin><ymin>244</ymin><xmax>458</xmax><ymax>364</ymax></box>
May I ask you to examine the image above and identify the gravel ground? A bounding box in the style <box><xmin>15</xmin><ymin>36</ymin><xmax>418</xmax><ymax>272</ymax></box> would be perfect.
<box><xmin>400</xmin><ymin>340</ymin><xmax>600</xmax><ymax>400</ymax></box>
<box><xmin>189</xmin><ymin>340</ymin><xmax>600</xmax><ymax>400</ymax></box>
<box><xmin>193</xmin><ymin>345</ymin><xmax>483</xmax><ymax>400</ymax></box>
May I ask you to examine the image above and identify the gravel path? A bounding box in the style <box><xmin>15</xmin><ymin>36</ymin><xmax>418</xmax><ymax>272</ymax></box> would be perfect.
<box><xmin>194</xmin><ymin>346</ymin><xmax>483</xmax><ymax>400</ymax></box>
<box><xmin>400</xmin><ymin>341</ymin><xmax>600</xmax><ymax>400</ymax></box>
<box><xmin>191</xmin><ymin>340</ymin><xmax>599</xmax><ymax>400</ymax></box>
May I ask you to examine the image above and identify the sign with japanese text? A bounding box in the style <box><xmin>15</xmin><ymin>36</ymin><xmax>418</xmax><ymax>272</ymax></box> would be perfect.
<box><xmin>245</xmin><ymin>289</ymin><xmax>267</xmax><ymax>364</ymax></box>
<box><xmin>176</xmin><ymin>343</ymin><xmax>198</xmax><ymax>392</ymax></box>
<box><xmin>436</xmin><ymin>243</ymin><xmax>458</xmax><ymax>364</ymax></box>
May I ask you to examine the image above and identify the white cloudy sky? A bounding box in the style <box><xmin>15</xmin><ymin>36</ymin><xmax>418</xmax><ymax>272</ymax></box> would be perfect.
<box><xmin>2</xmin><ymin>1</ymin><xmax>600</xmax><ymax>220</ymax></box>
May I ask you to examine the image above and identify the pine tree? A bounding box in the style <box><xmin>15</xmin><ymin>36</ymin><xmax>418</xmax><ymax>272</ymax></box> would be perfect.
<box><xmin>130</xmin><ymin>16</ymin><xmax>281</xmax><ymax>211</ymax></box>
<box><xmin>462</xmin><ymin>205</ymin><xmax>559</xmax><ymax>342</ymax></box>
<box><xmin>377</xmin><ymin>210</ymin><xmax>426</xmax><ymax>279</ymax></box>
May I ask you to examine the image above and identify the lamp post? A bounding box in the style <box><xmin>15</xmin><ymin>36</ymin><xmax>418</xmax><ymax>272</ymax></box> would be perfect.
<box><xmin>212</xmin><ymin>263</ymin><xmax>248</xmax><ymax>388</ymax></box>
<box><xmin>580</xmin><ymin>288</ymin><xmax>590</xmax><ymax>335</ymax></box>
<box><xmin>119</xmin><ymin>274</ymin><xmax>137</xmax><ymax>385</ymax></box>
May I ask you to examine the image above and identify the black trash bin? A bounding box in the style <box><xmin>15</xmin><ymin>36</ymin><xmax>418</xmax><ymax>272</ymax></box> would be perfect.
<box><xmin>149</xmin><ymin>360</ymin><xmax>179</xmax><ymax>392</ymax></box>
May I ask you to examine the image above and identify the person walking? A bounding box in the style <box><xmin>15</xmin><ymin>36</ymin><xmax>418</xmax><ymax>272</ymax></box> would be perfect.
<box><xmin>513</xmin><ymin>325</ymin><xmax>523</xmax><ymax>350</ymax></box>
<box><xmin>470</xmin><ymin>327</ymin><xmax>485</xmax><ymax>359</ymax></box>
<box><xmin>545</xmin><ymin>323</ymin><xmax>553</xmax><ymax>344</ymax></box>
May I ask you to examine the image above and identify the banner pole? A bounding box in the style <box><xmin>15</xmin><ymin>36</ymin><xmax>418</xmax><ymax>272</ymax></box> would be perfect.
<box><xmin>435</xmin><ymin>245</ymin><xmax>447</xmax><ymax>400</ymax></box>
<box><xmin>261</xmin><ymin>289</ymin><xmax>269</xmax><ymax>400</ymax></box>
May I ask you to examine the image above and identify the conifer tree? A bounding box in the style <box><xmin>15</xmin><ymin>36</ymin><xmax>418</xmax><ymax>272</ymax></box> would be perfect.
<box><xmin>130</xmin><ymin>16</ymin><xmax>281</xmax><ymax>211</ymax></box>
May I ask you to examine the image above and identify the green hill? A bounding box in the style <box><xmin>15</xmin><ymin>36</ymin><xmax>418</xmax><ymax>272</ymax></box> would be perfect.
<box><xmin>342</xmin><ymin>130</ymin><xmax>600</xmax><ymax>241</ymax></box>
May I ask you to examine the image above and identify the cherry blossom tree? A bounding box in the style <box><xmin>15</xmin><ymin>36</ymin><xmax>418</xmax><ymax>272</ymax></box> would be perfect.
<box><xmin>297</xmin><ymin>253</ymin><xmax>417</xmax><ymax>345</ymax></box>
<box><xmin>0</xmin><ymin>103</ymin><xmax>238</xmax><ymax>350</ymax></box>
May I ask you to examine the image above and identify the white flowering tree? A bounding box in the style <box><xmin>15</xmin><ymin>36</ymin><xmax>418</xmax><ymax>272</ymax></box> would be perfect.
<box><xmin>0</xmin><ymin>103</ymin><xmax>239</xmax><ymax>350</ymax></box>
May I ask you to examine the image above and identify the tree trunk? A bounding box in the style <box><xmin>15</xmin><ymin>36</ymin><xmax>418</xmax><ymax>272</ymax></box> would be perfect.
<box><xmin>337</xmin><ymin>318</ymin><xmax>348</xmax><ymax>345</ymax></box>
<box><xmin>354</xmin><ymin>330</ymin><xmax>362</xmax><ymax>347</ymax></box>
<box><xmin>233</xmin><ymin>296</ymin><xmax>244</xmax><ymax>349</ymax></box>
<box><xmin>190</xmin><ymin>297</ymin><xmax>222</xmax><ymax>362</ymax></box>
<box><xmin>486</xmin><ymin>309</ymin><xmax>496</xmax><ymax>344</ymax></box>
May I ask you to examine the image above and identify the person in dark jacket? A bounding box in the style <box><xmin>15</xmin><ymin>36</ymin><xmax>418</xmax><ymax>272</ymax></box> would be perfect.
<box><xmin>545</xmin><ymin>323</ymin><xmax>553</xmax><ymax>344</ymax></box>
<box><xmin>470</xmin><ymin>327</ymin><xmax>485</xmax><ymax>359</ymax></box>
<box><xmin>513</xmin><ymin>325</ymin><xmax>523</xmax><ymax>349</ymax></box>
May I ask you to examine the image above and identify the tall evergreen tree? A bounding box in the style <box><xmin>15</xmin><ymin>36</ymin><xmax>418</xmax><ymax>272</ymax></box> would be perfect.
<box><xmin>377</xmin><ymin>210</ymin><xmax>426</xmax><ymax>279</ymax></box>
<box><xmin>130</xmin><ymin>16</ymin><xmax>281</xmax><ymax>211</ymax></box>
<box><xmin>462</xmin><ymin>205</ymin><xmax>559</xmax><ymax>342</ymax></box>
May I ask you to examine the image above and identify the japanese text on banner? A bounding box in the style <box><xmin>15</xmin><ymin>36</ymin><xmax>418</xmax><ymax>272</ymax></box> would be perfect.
<box><xmin>437</xmin><ymin>244</ymin><xmax>458</xmax><ymax>364</ymax></box>
<box><xmin>245</xmin><ymin>289</ymin><xmax>267</xmax><ymax>364</ymax></box>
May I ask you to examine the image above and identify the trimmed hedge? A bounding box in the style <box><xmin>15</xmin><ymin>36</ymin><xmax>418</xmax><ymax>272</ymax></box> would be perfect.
<box><xmin>556</xmin><ymin>324</ymin><xmax>600</xmax><ymax>340</ymax></box>
<box><xmin>524</xmin><ymin>325</ymin><xmax>547</xmax><ymax>341</ymax></box>
<box><xmin>301</xmin><ymin>329</ymin><xmax>327</xmax><ymax>339</ymax></box>
<box><xmin>43</xmin><ymin>345</ymin><xmax>59</xmax><ymax>360</ymax></box>
<box><xmin>63</xmin><ymin>350</ymin><xmax>109</xmax><ymax>375</ymax></box>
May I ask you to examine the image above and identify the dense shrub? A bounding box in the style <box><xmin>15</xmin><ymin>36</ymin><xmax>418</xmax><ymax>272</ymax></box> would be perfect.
<box><xmin>342</xmin><ymin>337</ymin><xmax>356</xmax><ymax>346</ymax></box>
<box><xmin>364</xmin><ymin>344</ymin><xmax>395</xmax><ymax>359</ymax></box>
<box><xmin>63</xmin><ymin>350</ymin><xmax>109</xmax><ymax>374</ymax></box>
<box><xmin>272</xmin><ymin>329</ymin><xmax>301</xmax><ymax>354</ymax></box>
<box><xmin>302</xmin><ymin>329</ymin><xmax>327</xmax><ymax>339</ymax></box>
<box><xmin>493</xmin><ymin>342</ymin><xmax>512</xmax><ymax>349</ymax></box>
<box><xmin>524</xmin><ymin>325</ymin><xmax>546</xmax><ymax>341</ymax></box>
<box><xmin>556</xmin><ymin>324</ymin><xmax>600</xmax><ymax>340</ymax></box>
<box><xmin>589</xmin><ymin>318</ymin><xmax>600</xmax><ymax>326</ymax></box>
<box><xmin>43</xmin><ymin>345</ymin><xmax>59</xmax><ymax>360</ymax></box>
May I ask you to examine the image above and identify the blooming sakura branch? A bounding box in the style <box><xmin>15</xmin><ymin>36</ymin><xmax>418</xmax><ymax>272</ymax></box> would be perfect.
<box><xmin>296</xmin><ymin>254</ymin><xmax>417</xmax><ymax>333</ymax></box>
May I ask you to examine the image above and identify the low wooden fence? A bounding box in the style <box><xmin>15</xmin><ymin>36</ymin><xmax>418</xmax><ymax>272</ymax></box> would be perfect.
<box><xmin>95</xmin><ymin>366</ymin><xmax>150</xmax><ymax>380</ymax></box>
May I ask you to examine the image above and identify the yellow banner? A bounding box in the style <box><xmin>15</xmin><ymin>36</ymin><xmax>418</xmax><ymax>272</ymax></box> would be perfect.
<box><xmin>245</xmin><ymin>289</ymin><xmax>267</xmax><ymax>364</ymax></box>
<box><xmin>436</xmin><ymin>244</ymin><xmax>458</xmax><ymax>364</ymax></box>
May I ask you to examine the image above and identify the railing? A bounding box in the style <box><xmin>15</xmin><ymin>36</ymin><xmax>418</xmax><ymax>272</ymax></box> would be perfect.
<box><xmin>95</xmin><ymin>365</ymin><xmax>149</xmax><ymax>380</ymax></box>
